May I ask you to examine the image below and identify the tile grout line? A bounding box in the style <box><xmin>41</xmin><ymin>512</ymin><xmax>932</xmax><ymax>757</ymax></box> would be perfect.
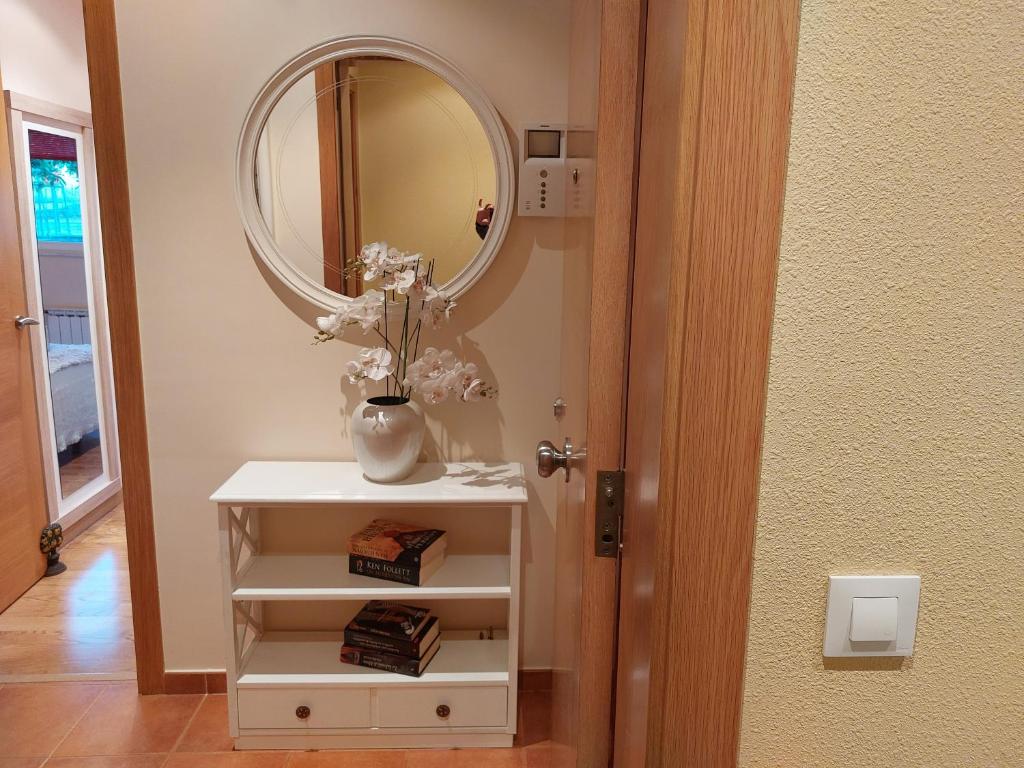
<box><xmin>40</xmin><ymin>680</ymin><xmax>111</xmax><ymax>766</ymax></box>
<box><xmin>168</xmin><ymin>691</ymin><xmax>208</xmax><ymax>754</ymax></box>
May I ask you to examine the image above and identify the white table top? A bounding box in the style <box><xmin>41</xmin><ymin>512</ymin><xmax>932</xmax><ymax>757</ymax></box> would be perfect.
<box><xmin>210</xmin><ymin>461</ymin><xmax>527</xmax><ymax>506</ymax></box>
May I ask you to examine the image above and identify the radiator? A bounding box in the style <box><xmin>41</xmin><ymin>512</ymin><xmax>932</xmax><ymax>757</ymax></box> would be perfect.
<box><xmin>44</xmin><ymin>308</ymin><xmax>91</xmax><ymax>345</ymax></box>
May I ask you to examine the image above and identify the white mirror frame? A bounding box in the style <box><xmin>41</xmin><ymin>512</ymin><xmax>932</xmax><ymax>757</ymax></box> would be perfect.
<box><xmin>236</xmin><ymin>36</ymin><xmax>515</xmax><ymax>311</ymax></box>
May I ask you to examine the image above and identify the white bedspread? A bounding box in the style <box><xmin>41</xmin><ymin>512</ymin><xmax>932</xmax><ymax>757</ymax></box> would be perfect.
<box><xmin>46</xmin><ymin>343</ymin><xmax>100</xmax><ymax>452</ymax></box>
<box><xmin>48</xmin><ymin>343</ymin><xmax>94</xmax><ymax>374</ymax></box>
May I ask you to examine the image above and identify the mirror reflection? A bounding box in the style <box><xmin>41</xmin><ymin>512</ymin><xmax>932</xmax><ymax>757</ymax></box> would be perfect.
<box><xmin>255</xmin><ymin>56</ymin><xmax>497</xmax><ymax>297</ymax></box>
<box><xmin>27</xmin><ymin>127</ymin><xmax>105</xmax><ymax>498</ymax></box>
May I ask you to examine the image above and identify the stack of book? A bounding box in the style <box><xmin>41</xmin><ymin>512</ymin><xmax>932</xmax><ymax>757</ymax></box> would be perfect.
<box><xmin>348</xmin><ymin>519</ymin><xmax>447</xmax><ymax>586</ymax></box>
<box><xmin>340</xmin><ymin>601</ymin><xmax>441</xmax><ymax>677</ymax></box>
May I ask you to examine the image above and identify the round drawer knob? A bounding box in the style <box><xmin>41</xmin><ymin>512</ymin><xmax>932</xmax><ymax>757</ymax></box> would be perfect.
<box><xmin>436</xmin><ymin>704</ymin><xmax>451</xmax><ymax>719</ymax></box>
<box><xmin>295</xmin><ymin>705</ymin><xmax>311</xmax><ymax>720</ymax></box>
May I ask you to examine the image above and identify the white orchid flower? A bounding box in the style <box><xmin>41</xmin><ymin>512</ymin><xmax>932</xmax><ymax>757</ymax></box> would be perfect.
<box><xmin>348</xmin><ymin>290</ymin><xmax>385</xmax><ymax>331</ymax></box>
<box><xmin>359</xmin><ymin>242</ymin><xmax>391</xmax><ymax>280</ymax></box>
<box><xmin>312</xmin><ymin>244</ymin><xmax>494</xmax><ymax>404</ymax></box>
<box><xmin>316</xmin><ymin>311</ymin><xmax>346</xmax><ymax>337</ymax></box>
<box><xmin>403</xmin><ymin>347</ymin><xmax>451</xmax><ymax>387</ymax></box>
<box><xmin>408</xmin><ymin>276</ymin><xmax>431</xmax><ymax>302</ymax></box>
<box><xmin>347</xmin><ymin>347</ymin><xmax>393</xmax><ymax>383</ymax></box>
<box><xmin>418</xmin><ymin>377</ymin><xmax>450</xmax><ymax>404</ymax></box>
<box><xmin>420</xmin><ymin>291</ymin><xmax>455</xmax><ymax>329</ymax></box>
<box><xmin>388</xmin><ymin>247</ymin><xmax>421</xmax><ymax>267</ymax></box>
<box><xmin>382</xmin><ymin>267</ymin><xmax>416</xmax><ymax>294</ymax></box>
<box><xmin>462</xmin><ymin>378</ymin><xmax>485</xmax><ymax>402</ymax></box>
<box><xmin>360</xmin><ymin>242</ymin><xmax>388</xmax><ymax>264</ymax></box>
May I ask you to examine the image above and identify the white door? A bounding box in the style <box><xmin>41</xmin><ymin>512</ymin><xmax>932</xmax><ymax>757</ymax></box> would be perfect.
<box><xmin>6</xmin><ymin>98</ymin><xmax>120</xmax><ymax>527</ymax></box>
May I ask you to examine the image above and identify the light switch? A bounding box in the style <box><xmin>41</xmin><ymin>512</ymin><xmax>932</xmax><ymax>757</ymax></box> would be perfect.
<box><xmin>849</xmin><ymin>596</ymin><xmax>899</xmax><ymax>642</ymax></box>
<box><xmin>823</xmin><ymin>575</ymin><xmax>920</xmax><ymax>657</ymax></box>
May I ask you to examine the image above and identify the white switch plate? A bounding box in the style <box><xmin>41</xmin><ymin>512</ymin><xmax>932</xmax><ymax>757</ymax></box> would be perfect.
<box><xmin>849</xmin><ymin>597</ymin><xmax>899</xmax><ymax>642</ymax></box>
<box><xmin>824</xmin><ymin>575</ymin><xmax>920</xmax><ymax>657</ymax></box>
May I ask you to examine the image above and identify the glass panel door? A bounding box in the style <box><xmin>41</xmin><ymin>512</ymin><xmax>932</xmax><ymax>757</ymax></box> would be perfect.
<box><xmin>22</xmin><ymin>122</ymin><xmax>111</xmax><ymax>503</ymax></box>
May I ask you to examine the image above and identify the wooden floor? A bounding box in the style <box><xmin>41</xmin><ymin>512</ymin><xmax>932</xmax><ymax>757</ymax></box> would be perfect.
<box><xmin>58</xmin><ymin>439</ymin><xmax>104</xmax><ymax>497</ymax></box>
<box><xmin>0</xmin><ymin>684</ymin><xmax>553</xmax><ymax>766</ymax></box>
<box><xmin>0</xmin><ymin>506</ymin><xmax>135</xmax><ymax>681</ymax></box>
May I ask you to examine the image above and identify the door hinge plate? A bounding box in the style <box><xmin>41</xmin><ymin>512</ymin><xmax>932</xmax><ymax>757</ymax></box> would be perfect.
<box><xmin>595</xmin><ymin>470</ymin><xmax>624</xmax><ymax>558</ymax></box>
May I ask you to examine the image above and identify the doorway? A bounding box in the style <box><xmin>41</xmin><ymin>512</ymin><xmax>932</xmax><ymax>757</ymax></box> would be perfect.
<box><xmin>0</xmin><ymin>0</ymin><xmax>130</xmax><ymax>683</ymax></box>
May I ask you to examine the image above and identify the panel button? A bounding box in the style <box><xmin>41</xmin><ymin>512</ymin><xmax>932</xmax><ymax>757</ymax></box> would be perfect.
<box><xmin>849</xmin><ymin>597</ymin><xmax>899</xmax><ymax>642</ymax></box>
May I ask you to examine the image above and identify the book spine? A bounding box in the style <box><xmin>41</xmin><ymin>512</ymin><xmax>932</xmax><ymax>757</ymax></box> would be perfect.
<box><xmin>349</xmin><ymin>555</ymin><xmax>419</xmax><ymax>586</ymax></box>
<box><xmin>344</xmin><ymin>629</ymin><xmax>418</xmax><ymax>657</ymax></box>
<box><xmin>348</xmin><ymin>542</ymin><xmax>406</xmax><ymax>561</ymax></box>
<box><xmin>340</xmin><ymin>646</ymin><xmax>423</xmax><ymax>677</ymax></box>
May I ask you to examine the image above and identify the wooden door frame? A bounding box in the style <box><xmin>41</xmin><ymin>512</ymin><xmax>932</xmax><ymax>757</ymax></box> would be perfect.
<box><xmin>625</xmin><ymin>0</ymin><xmax>801</xmax><ymax>765</ymax></box>
<box><xmin>81</xmin><ymin>0</ymin><xmax>165</xmax><ymax>695</ymax></box>
<box><xmin>570</xmin><ymin>1</ymin><xmax>646</xmax><ymax>766</ymax></box>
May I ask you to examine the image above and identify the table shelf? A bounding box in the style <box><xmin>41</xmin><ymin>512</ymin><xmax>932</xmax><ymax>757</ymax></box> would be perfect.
<box><xmin>234</xmin><ymin>554</ymin><xmax>512</xmax><ymax>601</ymax></box>
<box><xmin>212</xmin><ymin>462</ymin><xmax>527</xmax><ymax>507</ymax></box>
<box><xmin>237</xmin><ymin>630</ymin><xmax>509</xmax><ymax>687</ymax></box>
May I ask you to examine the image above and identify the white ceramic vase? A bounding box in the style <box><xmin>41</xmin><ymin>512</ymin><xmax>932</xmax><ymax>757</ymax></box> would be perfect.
<box><xmin>351</xmin><ymin>397</ymin><xmax>425</xmax><ymax>482</ymax></box>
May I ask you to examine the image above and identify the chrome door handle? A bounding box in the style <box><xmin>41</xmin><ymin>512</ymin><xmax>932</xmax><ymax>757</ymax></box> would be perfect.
<box><xmin>14</xmin><ymin>315</ymin><xmax>40</xmax><ymax>328</ymax></box>
<box><xmin>537</xmin><ymin>438</ymin><xmax>574</xmax><ymax>482</ymax></box>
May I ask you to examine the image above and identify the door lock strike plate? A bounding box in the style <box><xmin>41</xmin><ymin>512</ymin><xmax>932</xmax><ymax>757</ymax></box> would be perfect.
<box><xmin>595</xmin><ymin>470</ymin><xmax>624</xmax><ymax>558</ymax></box>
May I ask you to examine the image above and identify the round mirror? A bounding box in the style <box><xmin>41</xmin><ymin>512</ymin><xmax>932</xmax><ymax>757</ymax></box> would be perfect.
<box><xmin>237</xmin><ymin>37</ymin><xmax>514</xmax><ymax>310</ymax></box>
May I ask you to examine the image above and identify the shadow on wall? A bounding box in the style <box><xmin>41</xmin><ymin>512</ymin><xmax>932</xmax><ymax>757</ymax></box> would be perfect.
<box><xmin>823</xmin><ymin>656</ymin><xmax>909</xmax><ymax>672</ymax></box>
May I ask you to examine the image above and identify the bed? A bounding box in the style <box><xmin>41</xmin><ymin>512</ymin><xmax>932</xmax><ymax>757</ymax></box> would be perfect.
<box><xmin>47</xmin><ymin>343</ymin><xmax>99</xmax><ymax>452</ymax></box>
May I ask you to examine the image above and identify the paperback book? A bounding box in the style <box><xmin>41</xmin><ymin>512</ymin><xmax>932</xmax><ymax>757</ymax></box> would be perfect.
<box><xmin>348</xmin><ymin>519</ymin><xmax>447</xmax><ymax>566</ymax></box>
<box><xmin>349</xmin><ymin>552</ymin><xmax>445</xmax><ymax>586</ymax></box>
<box><xmin>339</xmin><ymin>635</ymin><xmax>441</xmax><ymax>678</ymax></box>
<box><xmin>348</xmin><ymin>519</ymin><xmax>447</xmax><ymax>586</ymax></box>
<box><xmin>347</xmin><ymin>600</ymin><xmax>432</xmax><ymax>639</ymax></box>
<box><xmin>344</xmin><ymin>615</ymin><xmax>440</xmax><ymax>658</ymax></box>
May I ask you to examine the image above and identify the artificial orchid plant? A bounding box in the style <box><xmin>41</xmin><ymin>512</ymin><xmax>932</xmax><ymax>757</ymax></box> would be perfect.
<box><xmin>314</xmin><ymin>242</ymin><xmax>497</xmax><ymax>404</ymax></box>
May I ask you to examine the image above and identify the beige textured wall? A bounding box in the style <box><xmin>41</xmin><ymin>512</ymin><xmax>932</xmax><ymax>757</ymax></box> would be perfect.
<box><xmin>740</xmin><ymin>1</ymin><xmax>1023</xmax><ymax>766</ymax></box>
<box><xmin>114</xmin><ymin>0</ymin><xmax>569</xmax><ymax>671</ymax></box>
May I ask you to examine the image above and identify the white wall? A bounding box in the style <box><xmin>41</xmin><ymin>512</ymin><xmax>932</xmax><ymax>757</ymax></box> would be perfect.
<box><xmin>114</xmin><ymin>0</ymin><xmax>570</xmax><ymax>671</ymax></box>
<box><xmin>0</xmin><ymin>0</ymin><xmax>91</xmax><ymax>112</ymax></box>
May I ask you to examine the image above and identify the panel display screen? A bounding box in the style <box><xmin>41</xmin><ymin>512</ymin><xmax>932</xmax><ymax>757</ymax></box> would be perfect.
<box><xmin>526</xmin><ymin>129</ymin><xmax>561</xmax><ymax>159</ymax></box>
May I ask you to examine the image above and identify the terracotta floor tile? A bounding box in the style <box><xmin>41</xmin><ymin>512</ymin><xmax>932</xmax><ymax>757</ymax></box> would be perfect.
<box><xmin>405</xmin><ymin>750</ymin><xmax>523</xmax><ymax>768</ymax></box>
<box><xmin>401</xmin><ymin>751</ymin><xmax>450</xmax><ymax>768</ymax></box>
<box><xmin>523</xmin><ymin>742</ymin><xmax>553</xmax><ymax>768</ymax></box>
<box><xmin>284</xmin><ymin>751</ymin><xmax>407</xmax><ymax>767</ymax></box>
<box><xmin>53</xmin><ymin>683</ymin><xmax>202</xmax><ymax>756</ymax></box>
<box><xmin>164</xmin><ymin>754</ymin><xmax>289</xmax><ymax>768</ymax></box>
<box><xmin>175</xmin><ymin>694</ymin><xmax>232</xmax><ymax>752</ymax></box>
<box><xmin>0</xmin><ymin>682</ymin><xmax>103</xmax><ymax>757</ymax></box>
<box><xmin>0</xmin><ymin>758</ymin><xmax>45</xmax><ymax>768</ymax></box>
<box><xmin>44</xmin><ymin>757</ymin><xmax>168</xmax><ymax>767</ymax></box>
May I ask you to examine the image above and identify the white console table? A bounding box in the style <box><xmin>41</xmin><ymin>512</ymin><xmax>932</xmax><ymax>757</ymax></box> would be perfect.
<box><xmin>211</xmin><ymin>461</ymin><xmax>526</xmax><ymax>750</ymax></box>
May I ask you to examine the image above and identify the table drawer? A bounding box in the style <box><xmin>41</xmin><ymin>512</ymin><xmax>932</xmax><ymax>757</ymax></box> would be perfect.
<box><xmin>377</xmin><ymin>686</ymin><xmax>508</xmax><ymax>728</ymax></box>
<box><xmin>237</xmin><ymin>687</ymin><xmax>372</xmax><ymax>729</ymax></box>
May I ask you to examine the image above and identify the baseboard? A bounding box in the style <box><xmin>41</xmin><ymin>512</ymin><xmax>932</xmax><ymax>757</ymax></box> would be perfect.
<box><xmin>61</xmin><ymin>489</ymin><xmax>122</xmax><ymax>545</ymax></box>
<box><xmin>519</xmin><ymin>668</ymin><xmax>553</xmax><ymax>692</ymax></box>
<box><xmin>163</xmin><ymin>671</ymin><xmax>228</xmax><ymax>694</ymax></box>
<box><xmin>162</xmin><ymin>668</ymin><xmax>552</xmax><ymax>695</ymax></box>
